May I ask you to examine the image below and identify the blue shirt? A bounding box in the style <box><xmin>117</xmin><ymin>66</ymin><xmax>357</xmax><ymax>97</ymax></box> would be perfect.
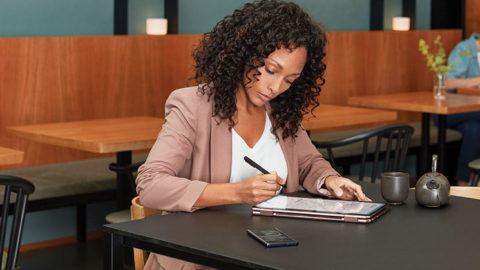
<box><xmin>446</xmin><ymin>33</ymin><xmax>480</xmax><ymax>79</ymax></box>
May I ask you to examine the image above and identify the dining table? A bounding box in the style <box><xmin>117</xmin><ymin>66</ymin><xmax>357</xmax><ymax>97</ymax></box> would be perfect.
<box><xmin>6</xmin><ymin>106</ymin><xmax>396</xmax><ymax>209</ymax></box>
<box><xmin>457</xmin><ymin>87</ymin><xmax>480</xmax><ymax>95</ymax></box>
<box><xmin>0</xmin><ymin>146</ymin><xmax>24</xmax><ymax>166</ymax></box>
<box><xmin>302</xmin><ymin>104</ymin><xmax>397</xmax><ymax>132</ymax></box>
<box><xmin>104</xmin><ymin>182</ymin><xmax>480</xmax><ymax>270</ymax></box>
<box><xmin>7</xmin><ymin>116</ymin><xmax>164</xmax><ymax>209</ymax></box>
<box><xmin>348</xmin><ymin>91</ymin><xmax>480</xmax><ymax>175</ymax></box>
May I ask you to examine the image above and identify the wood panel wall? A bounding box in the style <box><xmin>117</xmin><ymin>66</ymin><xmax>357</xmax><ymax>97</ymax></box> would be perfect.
<box><xmin>0</xmin><ymin>30</ymin><xmax>462</xmax><ymax>169</ymax></box>
<box><xmin>0</xmin><ymin>35</ymin><xmax>201</xmax><ymax>169</ymax></box>
<box><xmin>465</xmin><ymin>0</ymin><xmax>480</xmax><ymax>38</ymax></box>
<box><xmin>322</xmin><ymin>29</ymin><xmax>462</xmax><ymax>121</ymax></box>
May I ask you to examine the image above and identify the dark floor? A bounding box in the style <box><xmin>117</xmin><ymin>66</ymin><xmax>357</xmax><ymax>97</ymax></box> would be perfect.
<box><xmin>18</xmin><ymin>237</ymin><xmax>104</xmax><ymax>270</ymax></box>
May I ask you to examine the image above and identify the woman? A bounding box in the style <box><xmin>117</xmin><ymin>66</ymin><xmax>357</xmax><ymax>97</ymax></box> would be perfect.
<box><xmin>136</xmin><ymin>1</ymin><xmax>370</xmax><ymax>268</ymax></box>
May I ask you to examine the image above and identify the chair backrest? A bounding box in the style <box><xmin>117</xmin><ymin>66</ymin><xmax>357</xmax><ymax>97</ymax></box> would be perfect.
<box><xmin>0</xmin><ymin>175</ymin><xmax>34</xmax><ymax>270</ymax></box>
<box><xmin>313</xmin><ymin>124</ymin><xmax>414</xmax><ymax>183</ymax></box>
<box><xmin>130</xmin><ymin>196</ymin><xmax>161</xmax><ymax>270</ymax></box>
<box><xmin>109</xmin><ymin>161</ymin><xmax>145</xmax><ymax>201</ymax></box>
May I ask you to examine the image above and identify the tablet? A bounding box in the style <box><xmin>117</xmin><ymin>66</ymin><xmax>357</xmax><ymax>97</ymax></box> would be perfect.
<box><xmin>252</xmin><ymin>195</ymin><xmax>388</xmax><ymax>223</ymax></box>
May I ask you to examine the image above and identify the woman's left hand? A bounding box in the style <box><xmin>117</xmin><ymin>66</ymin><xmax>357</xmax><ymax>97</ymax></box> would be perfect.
<box><xmin>324</xmin><ymin>176</ymin><xmax>372</xmax><ymax>202</ymax></box>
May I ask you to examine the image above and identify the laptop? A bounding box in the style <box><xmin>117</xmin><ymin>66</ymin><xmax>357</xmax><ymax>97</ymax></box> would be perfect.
<box><xmin>252</xmin><ymin>195</ymin><xmax>388</xmax><ymax>224</ymax></box>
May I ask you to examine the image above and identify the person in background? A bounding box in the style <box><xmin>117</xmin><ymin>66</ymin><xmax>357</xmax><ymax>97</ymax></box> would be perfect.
<box><xmin>136</xmin><ymin>0</ymin><xmax>370</xmax><ymax>269</ymax></box>
<box><xmin>439</xmin><ymin>33</ymin><xmax>480</xmax><ymax>186</ymax></box>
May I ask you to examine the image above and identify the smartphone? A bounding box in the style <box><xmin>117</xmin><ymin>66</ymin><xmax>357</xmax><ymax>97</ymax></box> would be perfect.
<box><xmin>247</xmin><ymin>228</ymin><xmax>298</xmax><ymax>247</ymax></box>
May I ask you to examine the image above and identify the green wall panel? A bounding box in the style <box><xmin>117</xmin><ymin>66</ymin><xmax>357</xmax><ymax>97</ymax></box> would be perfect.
<box><xmin>0</xmin><ymin>0</ymin><xmax>432</xmax><ymax>37</ymax></box>
<box><xmin>178</xmin><ymin>0</ymin><xmax>371</xmax><ymax>34</ymax></box>
<box><xmin>416</xmin><ymin>0</ymin><xmax>431</xmax><ymax>30</ymax></box>
<box><xmin>384</xmin><ymin>0</ymin><xmax>403</xmax><ymax>30</ymax></box>
<box><xmin>129</xmin><ymin>0</ymin><xmax>165</xmax><ymax>35</ymax></box>
<box><xmin>0</xmin><ymin>0</ymin><xmax>113</xmax><ymax>37</ymax></box>
<box><xmin>293</xmin><ymin>0</ymin><xmax>370</xmax><ymax>32</ymax></box>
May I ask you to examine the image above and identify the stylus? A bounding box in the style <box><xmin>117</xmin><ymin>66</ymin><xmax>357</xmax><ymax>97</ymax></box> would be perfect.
<box><xmin>244</xmin><ymin>156</ymin><xmax>286</xmax><ymax>188</ymax></box>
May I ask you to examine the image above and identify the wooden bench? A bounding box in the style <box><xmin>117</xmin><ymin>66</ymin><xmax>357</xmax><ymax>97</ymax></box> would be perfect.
<box><xmin>310</xmin><ymin>122</ymin><xmax>462</xmax><ymax>180</ymax></box>
<box><xmin>0</xmin><ymin>153</ymin><xmax>148</xmax><ymax>242</ymax></box>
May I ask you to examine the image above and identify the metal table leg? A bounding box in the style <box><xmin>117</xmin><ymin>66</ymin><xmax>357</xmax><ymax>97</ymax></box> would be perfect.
<box><xmin>437</xmin><ymin>114</ymin><xmax>447</xmax><ymax>174</ymax></box>
<box><xmin>104</xmin><ymin>231</ymin><xmax>124</xmax><ymax>270</ymax></box>
<box><xmin>116</xmin><ymin>151</ymin><xmax>132</xmax><ymax>210</ymax></box>
<box><xmin>420</xmin><ymin>113</ymin><xmax>431</xmax><ymax>175</ymax></box>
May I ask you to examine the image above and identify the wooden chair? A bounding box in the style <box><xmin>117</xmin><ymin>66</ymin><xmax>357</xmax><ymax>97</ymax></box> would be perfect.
<box><xmin>449</xmin><ymin>186</ymin><xmax>480</xmax><ymax>200</ymax></box>
<box><xmin>130</xmin><ymin>196</ymin><xmax>161</xmax><ymax>270</ymax></box>
<box><xmin>0</xmin><ymin>175</ymin><xmax>35</xmax><ymax>270</ymax></box>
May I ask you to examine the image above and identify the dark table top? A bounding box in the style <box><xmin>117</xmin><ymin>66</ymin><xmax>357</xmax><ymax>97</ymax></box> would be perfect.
<box><xmin>104</xmin><ymin>183</ymin><xmax>480</xmax><ymax>269</ymax></box>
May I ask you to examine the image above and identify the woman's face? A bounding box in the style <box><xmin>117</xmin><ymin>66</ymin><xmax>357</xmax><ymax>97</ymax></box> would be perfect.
<box><xmin>243</xmin><ymin>45</ymin><xmax>307</xmax><ymax>107</ymax></box>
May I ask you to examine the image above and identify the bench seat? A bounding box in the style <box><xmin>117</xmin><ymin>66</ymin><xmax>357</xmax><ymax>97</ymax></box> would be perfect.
<box><xmin>0</xmin><ymin>153</ymin><xmax>148</xmax><ymax>241</ymax></box>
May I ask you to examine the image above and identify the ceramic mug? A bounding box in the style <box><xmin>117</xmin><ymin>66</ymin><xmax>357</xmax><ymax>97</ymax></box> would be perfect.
<box><xmin>381</xmin><ymin>172</ymin><xmax>409</xmax><ymax>205</ymax></box>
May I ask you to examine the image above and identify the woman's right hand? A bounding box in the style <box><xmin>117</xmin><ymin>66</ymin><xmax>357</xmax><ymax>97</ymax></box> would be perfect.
<box><xmin>234</xmin><ymin>171</ymin><xmax>284</xmax><ymax>204</ymax></box>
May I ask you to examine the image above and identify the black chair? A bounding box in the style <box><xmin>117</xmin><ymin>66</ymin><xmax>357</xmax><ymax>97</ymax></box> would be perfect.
<box><xmin>0</xmin><ymin>175</ymin><xmax>34</xmax><ymax>270</ymax></box>
<box><xmin>108</xmin><ymin>161</ymin><xmax>144</xmax><ymax>203</ymax></box>
<box><xmin>105</xmin><ymin>161</ymin><xmax>145</xmax><ymax>224</ymax></box>
<box><xmin>106</xmin><ymin>162</ymin><xmax>144</xmax><ymax>269</ymax></box>
<box><xmin>311</xmin><ymin>124</ymin><xmax>414</xmax><ymax>183</ymax></box>
<box><xmin>467</xmin><ymin>159</ymin><xmax>480</xmax><ymax>186</ymax></box>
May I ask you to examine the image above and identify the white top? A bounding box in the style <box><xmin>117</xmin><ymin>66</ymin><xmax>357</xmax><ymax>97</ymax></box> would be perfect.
<box><xmin>477</xmin><ymin>52</ymin><xmax>480</xmax><ymax>68</ymax></box>
<box><xmin>230</xmin><ymin>112</ymin><xmax>288</xmax><ymax>185</ymax></box>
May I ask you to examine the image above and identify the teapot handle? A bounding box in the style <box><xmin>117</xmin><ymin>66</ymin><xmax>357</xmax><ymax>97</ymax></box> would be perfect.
<box><xmin>432</xmin><ymin>154</ymin><xmax>438</xmax><ymax>173</ymax></box>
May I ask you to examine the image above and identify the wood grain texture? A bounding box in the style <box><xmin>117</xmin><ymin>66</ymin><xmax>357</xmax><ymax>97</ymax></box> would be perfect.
<box><xmin>410</xmin><ymin>186</ymin><xmax>480</xmax><ymax>200</ymax></box>
<box><xmin>465</xmin><ymin>0</ymin><xmax>480</xmax><ymax>38</ymax></box>
<box><xmin>0</xmin><ymin>35</ymin><xmax>201</xmax><ymax>168</ymax></box>
<box><xmin>0</xmin><ymin>30</ymin><xmax>461</xmax><ymax>168</ymax></box>
<box><xmin>449</xmin><ymin>186</ymin><xmax>480</xmax><ymax>200</ymax></box>
<box><xmin>0</xmin><ymin>147</ymin><xmax>24</xmax><ymax>165</ymax></box>
<box><xmin>303</xmin><ymin>104</ymin><xmax>397</xmax><ymax>131</ymax></box>
<box><xmin>8</xmin><ymin>117</ymin><xmax>163</xmax><ymax>154</ymax></box>
<box><xmin>321</xmin><ymin>30</ymin><xmax>462</xmax><ymax>122</ymax></box>
<box><xmin>348</xmin><ymin>91</ymin><xmax>480</xmax><ymax>114</ymax></box>
<box><xmin>457</xmin><ymin>87</ymin><xmax>480</xmax><ymax>95</ymax></box>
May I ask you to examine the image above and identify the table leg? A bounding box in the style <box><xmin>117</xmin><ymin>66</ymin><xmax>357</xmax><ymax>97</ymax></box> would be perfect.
<box><xmin>116</xmin><ymin>151</ymin><xmax>132</xmax><ymax>210</ymax></box>
<box><xmin>420</xmin><ymin>113</ymin><xmax>430</xmax><ymax>175</ymax></box>
<box><xmin>437</xmin><ymin>114</ymin><xmax>447</xmax><ymax>174</ymax></box>
<box><xmin>104</xmin><ymin>231</ymin><xmax>124</xmax><ymax>270</ymax></box>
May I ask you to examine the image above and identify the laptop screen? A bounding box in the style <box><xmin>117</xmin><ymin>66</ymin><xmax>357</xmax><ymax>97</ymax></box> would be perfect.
<box><xmin>256</xmin><ymin>195</ymin><xmax>385</xmax><ymax>216</ymax></box>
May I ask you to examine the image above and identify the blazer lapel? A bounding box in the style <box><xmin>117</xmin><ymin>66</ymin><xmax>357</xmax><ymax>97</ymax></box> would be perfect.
<box><xmin>210</xmin><ymin>115</ymin><xmax>232</xmax><ymax>183</ymax></box>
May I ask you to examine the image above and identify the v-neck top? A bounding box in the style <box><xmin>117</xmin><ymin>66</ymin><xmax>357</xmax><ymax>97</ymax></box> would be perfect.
<box><xmin>230</xmin><ymin>112</ymin><xmax>288</xmax><ymax>184</ymax></box>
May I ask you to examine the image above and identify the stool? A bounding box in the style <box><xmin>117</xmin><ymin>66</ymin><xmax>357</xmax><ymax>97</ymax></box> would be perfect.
<box><xmin>468</xmin><ymin>159</ymin><xmax>480</xmax><ymax>186</ymax></box>
<box><xmin>105</xmin><ymin>209</ymin><xmax>130</xmax><ymax>224</ymax></box>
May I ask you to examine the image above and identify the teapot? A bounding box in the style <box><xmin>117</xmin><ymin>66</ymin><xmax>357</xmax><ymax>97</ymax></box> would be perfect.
<box><xmin>415</xmin><ymin>154</ymin><xmax>450</xmax><ymax>207</ymax></box>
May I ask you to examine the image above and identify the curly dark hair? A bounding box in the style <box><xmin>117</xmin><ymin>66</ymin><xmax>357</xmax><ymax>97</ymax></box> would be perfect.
<box><xmin>193</xmin><ymin>0</ymin><xmax>327</xmax><ymax>139</ymax></box>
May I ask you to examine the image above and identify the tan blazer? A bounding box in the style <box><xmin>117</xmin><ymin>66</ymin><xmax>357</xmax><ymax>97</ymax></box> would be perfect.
<box><xmin>136</xmin><ymin>86</ymin><xmax>338</xmax><ymax>212</ymax></box>
<box><xmin>136</xmin><ymin>86</ymin><xmax>339</xmax><ymax>269</ymax></box>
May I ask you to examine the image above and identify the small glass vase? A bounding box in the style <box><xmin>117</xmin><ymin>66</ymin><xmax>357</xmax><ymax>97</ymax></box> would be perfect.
<box><xmin>433</xmin><ymin>73</ymin><xmax>446</xmax><ymax>100</ymax></box>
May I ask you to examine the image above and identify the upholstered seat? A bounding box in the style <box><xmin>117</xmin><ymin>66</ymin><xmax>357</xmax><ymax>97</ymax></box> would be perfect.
<box><xmin>106</xmin><ymin>209</ymin><xmax>131</xmax><ymax>224</ymax></box>
<box><xmin>0</xmin><ymin>154</ymin><xmax>148</xmax><ymax>202</ymax></box>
